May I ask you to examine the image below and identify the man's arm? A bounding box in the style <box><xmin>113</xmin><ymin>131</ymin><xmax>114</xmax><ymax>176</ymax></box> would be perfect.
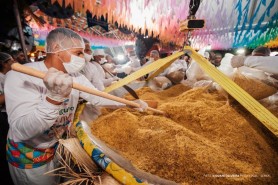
<box><xmin>5</xmin><ymin>71</ymin><xmax>63</xmax><ymax>141</ymax></box>
<box><xmin>89</xmin><ymin>64</ymin><xmax>105</xmax><ymax>91</ymax></box>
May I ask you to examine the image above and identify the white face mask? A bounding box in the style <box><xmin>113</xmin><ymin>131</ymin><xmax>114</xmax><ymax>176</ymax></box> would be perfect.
<box><xmin>99</xmin><ymin>57</ymin><xmax>107</xmax><ymax>64</ymax></box>
<box><xmin>84</xmin><ymin>53</ymin><xmax>92</xmax><ymax>63</ymax></box>
<box><xmin>62</xmin><ymin>54</ymin><xmax>86</xmax><ymax>74</ymax></box>
<box><xmin>149</xmin><ymin>57</ymin><xmax>154</xmax><ymax>62</ymax></box>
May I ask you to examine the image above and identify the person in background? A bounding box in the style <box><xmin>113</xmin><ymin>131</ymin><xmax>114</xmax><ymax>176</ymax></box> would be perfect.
<box><xmin>10</xmin><ymin>50</ymin><xmax>27</xmax><ymax>64</ymax></box>
<box><xmin>207</xmin><ymin>51</ymin><xmax>215</xmax><ymax>62</ymax></box>
<box><xmin>6</xmin><ymin>7</ymin><xmax>35</xmax><ymax>54</ymax></box>
<box><xmin>211</xmin><ymin>53</ymin><xmax>222</xmax><ymax>67</ymax></box>
<box><xmin>81</xmin><ymin>38</ymin><xmax>106</xmax><ymax>91</ymax></box>
<box><xmin>0</xmin><ymin>52</ymin><xmax>15</xmax><ymax>185</ymax></box>
<box><xmin>5</xmin><ymin>28</ymin><xmax>147</xmax><ymax>185</ymax></box>
<box><xmin>93</xmin><ymin>49</ymin><xmax>107</xmax><ymax>65</ymax></box>
<box><xmin>128</xmin><ymin>51</ymin><xmax>141</xmax><ymax>73</ymax></box>
<box><xmin>92</xmin><ymin>49</ymin><xmax>118</xmax><ymax>87</ymax></box>
<box><xmin>36</xmin><ymin>51</ymin><xmax>45</xmax><ymax>61</ymax></box>
<box><xmin>105</xmin><ymin>54</ymin><xmax>116</xmax><ymax>65</ymax></box>
<box><xmin>251</xmin><ymin>46</ymin><xmax>271</xmax><ymax>56</ymax></box>
<box><xmin>184</xmin><ymin>54</ymin><xmax>192</xmax><ymax>68</ymax></box>
<box><xmin>143</xmin><ymin>50</ymin><xmax>160</xmax><ymax>67</ymax></box>
<box><xmin>231</xmin><ymin>45</ymin><xmax>278</xmax><ymax>83</ymax></box>
<box><xmin>140</xmin><ymin>50</ymin><xmax>161</xmax><ymax>79</ymax></box>
<box><xmin>230</xmin><ymin>46</ymin><xmax>276</xmax><ymax>73</ymax></box>
<box><xmin>103</xmin><ymin>54</ymin><xmax>117</xmax><ymax>75</ymax></box>
<box><xmin>81</xmin><ymin>38</ymin><xmax>107</xmax><ymax>121</ymax></box>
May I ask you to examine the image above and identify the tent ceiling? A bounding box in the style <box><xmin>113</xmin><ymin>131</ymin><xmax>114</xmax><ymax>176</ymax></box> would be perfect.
<box><xmin>31</xmin><ymin>0</ymin><xmax>278</xmax><ymax>49</ymax></box>
<box><xmin>34</xmin><ymin>9</ymin><xmax>135</xmax><ymax>40</ymax></box>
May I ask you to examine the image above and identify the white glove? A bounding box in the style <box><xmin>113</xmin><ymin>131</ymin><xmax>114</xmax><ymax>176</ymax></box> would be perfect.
<box><xmin>124</xmin><ymin>66</ymin><xmax>132</xmax><ymax>74</ymax></box>
<box><xmin>133</xmin><ymin>99</ymin><xmax>148</xmax><ymax>112</ymax></box>
<box><xmin>207</xmin><ymin>82</ymin><xmax>219</xmax><ymax>92</ymax></box>
<box><xmin>113</xmin><ymin>76</ymin><xmax>119</xmax><ymax>81</ymax></box>
<box><xmin>231</xmin><ymin>56</ymin><xmax>246</xmax><ymax>68</ymax></box>
<box><xmin>43</xmin><ymin>67</ymin><xmax>73</xmax><ymax>102</ymax></box>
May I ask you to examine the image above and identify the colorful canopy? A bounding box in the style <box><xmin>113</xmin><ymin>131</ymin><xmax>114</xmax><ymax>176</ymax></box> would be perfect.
<box><xmin>31</xmin><ymin>0</ymin><xmax>278</xmax><ymax>50</ymax></box>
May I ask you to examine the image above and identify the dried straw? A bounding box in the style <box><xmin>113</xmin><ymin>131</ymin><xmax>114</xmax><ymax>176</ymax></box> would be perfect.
<box><xmin>54</xmin><ymin>138</ymin><xmax>123</xmax><ymax>184</ymax></box>
<box><xmin>45</xmin><ymin>138</ymin><xmax>103</xmax><ymax>185</ymax></box>
<box><xmin>58</xmin><ymin>138</ymin><xmax>98</xmax><ymax>171</ymax></box>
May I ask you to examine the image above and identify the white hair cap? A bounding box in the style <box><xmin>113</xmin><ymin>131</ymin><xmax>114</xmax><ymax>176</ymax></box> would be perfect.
<box><xmin>204</xmin><ymin>52</ymin><xmax>210</xmax><ymax>58</ymax></box>
<box><xmin>45</xmin><ymin>27</ymin><xmax>85</xmax><ymax>53</ymax></box>
<box><xmin>0</xmin><ymin>52</ymin><xmax>12</xmax><ymax>63</ymax></box>
<box><xmin>93</xmin><ymin>49</ymin><xmax>106</xmax><ymax>56</ymax></box>
<box><xmin>150</xmin><ymin>50</ymin><xmax>159</xmax><ymax>56</ymax></box>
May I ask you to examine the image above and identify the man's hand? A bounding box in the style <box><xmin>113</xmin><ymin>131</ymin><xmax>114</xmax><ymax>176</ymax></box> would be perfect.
<box><xmin>43</xmin><ymin>67</ymin><xmax>73</xmax><ymax>103</ymax></box>
<box><xmin>132</xmin><ymin>99</ymin><xmax>148</xmax><ymax>112</ymax></box>
<box><xmin>113</xmin><ymin>76</ymin><xmax>120</xmax><ymax>81</ymax></box>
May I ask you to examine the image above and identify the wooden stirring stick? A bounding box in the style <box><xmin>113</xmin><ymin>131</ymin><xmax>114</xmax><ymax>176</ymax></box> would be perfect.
<box><xmin>11</xmin><ymin>63</ymin><xmax>165</xmax><ymax>115</ymax></box>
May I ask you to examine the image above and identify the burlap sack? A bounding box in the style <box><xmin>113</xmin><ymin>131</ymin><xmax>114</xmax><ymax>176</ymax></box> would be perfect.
<box><xmin>232</xmin><ymin>67</ymin><xmax>277</xmax><ymax>100</ymax></box>
<box><xmin>166</xmin><ymin>71</ymin><xmax>185</xmax><ymax>84</ymax></box>
<box><xmin>153</xmin><ymin>76</ymin><xmax>172</xmax><ymax>89</ymax></box>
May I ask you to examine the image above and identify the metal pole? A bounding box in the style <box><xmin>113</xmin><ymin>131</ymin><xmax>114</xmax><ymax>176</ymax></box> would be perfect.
<box><xmin>13</xmin><ymin>0</ymin><xmax>29</xmax><ymax>62</ymax></box>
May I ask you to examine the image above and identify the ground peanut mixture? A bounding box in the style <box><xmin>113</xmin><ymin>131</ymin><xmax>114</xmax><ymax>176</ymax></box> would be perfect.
<box><xmin>232</xmin><ymin>72</ymin><xmax>277</xmax><ymax>100</ymax></box>
<box><xmin>91</xmin><ymin>84</ymin><xmax>278</xmax><ymax>185</ymax></box>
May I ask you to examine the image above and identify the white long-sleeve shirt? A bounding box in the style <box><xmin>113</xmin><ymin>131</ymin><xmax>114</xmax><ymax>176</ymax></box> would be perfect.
<box><xmin>81</xmin><ymin>61</ymin><xmax>105</xmax><ymax>91</ymax></box>
<box><xmin>92</xmin><ymin>62</ymin><xmax>114</xmax><ymax>87</ymax></box>
<box><xmin>5</xmin><ymin>62</ymin><xmax>124</xmax><ymax>149</ymax></box>
<box><xmin>244</xmin><ymin>56</ymin><xmax>278</xmax><ymax>75</ymax></box>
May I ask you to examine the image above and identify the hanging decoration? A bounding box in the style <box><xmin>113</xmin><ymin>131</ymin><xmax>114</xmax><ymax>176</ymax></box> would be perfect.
<box><xmin>30</xmin><ymin>0</ymin><xmax>278</xmax><ymax>50</ymax></box>
<box><xmin>30</xmin><ymin>23</ymin><xmax>134</xmax><ymax>50</ymax></box>
<box><xmin>264</xmin><ymin>36</ymin><xmax>278</xmax><ymax>48</ymax></box>
<box><xmin>233</xmin><ymin>0</ymin><xmax>277</xmax><ymax>48</ymax></box>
